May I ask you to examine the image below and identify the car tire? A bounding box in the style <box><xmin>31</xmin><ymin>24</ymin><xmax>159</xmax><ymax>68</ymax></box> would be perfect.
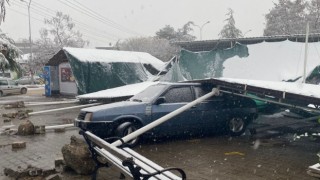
<box><xmin>20</xmin><ymin>88</ymin><xmax>27</xmax><ymax>94</ymax></box>
<box><xmin>0</xmin><ymin>91</ymin><xmax>3</xmax><ymax>97</ymax></box>
<box><xmin>115</xmin><ymin>122</ymin><xmax>141</xmax><ymax>147</ymax></box>
<box><xmin>226</xmin><ymin>116</ymin><xmax>247</xmax><ymax>136</ymax></box>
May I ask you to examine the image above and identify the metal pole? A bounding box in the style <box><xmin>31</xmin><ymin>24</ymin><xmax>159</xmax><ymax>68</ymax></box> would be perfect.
<box><xmin>303</xmin><ymin>22</ymin><xmax>309</xmax><ymax>83</ymax></box>
<box><xmin>28</xmin><ymin>103</ymin><xmax>101</xmax><ymax>115</ymax></box>
<box><xmin>112</xmin><ymin>88</ymin><xmax>220</xmax><ymax>147</ymax></box>
<box><xmin>25</xmin><ymin>0</ymin><xmax>34</xmax><ymax>84</ymax></box>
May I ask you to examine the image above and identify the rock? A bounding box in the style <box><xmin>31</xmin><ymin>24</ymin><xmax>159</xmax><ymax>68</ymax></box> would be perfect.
<box><xmin>12</xmin><ymin>141</ymin><xmax>26</xmax><ymax>149</ymax></box>
<box><xmin>4</xmin><ymin>101</ymin><xmax>25</xmax><ymax>109</ymax></box>
<box><xmin>17</xmin><ymin>110</ymin><xmax>30</xmax><ymax>119</ymax></box>
<box><xmin>2</xmin><ymin>112</ymin><xmax>17</xmax><ymax>118</ymax></box>
<box><xmin>18</xmin><ymin>120</ymin><xmax>35</xmax><ymax>135</ymax></box>
<box><xmin>61</xmin><ymin>136</ymin><xmax>95</xmax><ymax>175</ymax></box>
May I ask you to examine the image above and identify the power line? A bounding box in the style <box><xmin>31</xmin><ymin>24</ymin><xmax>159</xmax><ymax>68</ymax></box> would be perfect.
<box><xmin>11</xmin><ymin>0</ymin><xmax>117</xmax><ymax>41</ymax></box>
<box><xmin>56</xmin><ymin>0</ymin><xmax>141</xmax><ymax>36</ymax></box>
<box><xmin>69</xmin><ymin>0</ymin><xmax>141</xmax><ymax>36</ymax></box>
<box><xmin>8</xmin><ymin>3</ymin><xmax>115</xmax><ymax>44</ymax></box>
<box><xmin>30</xmin><ymin>0</ymin><xmax>120</xmax><ymax>40</ymax></box>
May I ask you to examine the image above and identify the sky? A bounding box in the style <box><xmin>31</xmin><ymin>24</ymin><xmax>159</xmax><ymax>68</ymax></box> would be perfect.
<box><xmin>2</xmin><ymin>0</ymin><xmax>275</xmax><ymax>48</ymax></box>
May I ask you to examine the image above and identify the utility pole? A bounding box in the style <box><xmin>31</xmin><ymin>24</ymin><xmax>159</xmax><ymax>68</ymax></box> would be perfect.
<box><xmin>22</xmin><ymin>0</ymin><xmax>34</xmax><ymax>84</ymax></box>
<box><xmin>192</xmin><ymin>21</ymin><xmax>210</xmax><ymax>40</ymax></box>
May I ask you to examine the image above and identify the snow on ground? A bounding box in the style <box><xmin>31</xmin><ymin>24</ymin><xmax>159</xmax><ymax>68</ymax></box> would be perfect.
<box><xmin>77</xmin><ymin>81</ymin><xmax>159</xmax><ymax>99</ymax></box>
<box><xmin>223</xmin><ymin>40</ymin><xmax>320</xmax><ymax>82</ymax></box>
<box><xmin>219</xmin><ymin>77</ymin><xmax>320</xmax><ymax>99</ymax></box>
<box><xmin>63</xmin><ymin>47</ymin><xmax>165</xmax><ymax>71</ymax></box>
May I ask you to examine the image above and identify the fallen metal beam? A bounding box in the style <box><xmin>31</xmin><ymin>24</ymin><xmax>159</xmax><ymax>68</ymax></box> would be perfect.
<box><xmin>26</xmin><ymin>100</ymin><xmax>79</xmax><ymax>106</ymax></box>
<box><xmin>29</xmin><ymin>103</ymin><xmax>101</xmax><ymax>116</ymax></box>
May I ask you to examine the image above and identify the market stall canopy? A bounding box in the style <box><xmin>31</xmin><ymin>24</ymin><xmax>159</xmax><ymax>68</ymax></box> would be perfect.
<box><xmin>162</xmin><ymin>40</ymin><xmax>320</xmax><ymax>84</ymax></box>
<box><xmin>55</xmin><ymin>47</ymin><xmax>165</xmax><ymax>94</ymax></box>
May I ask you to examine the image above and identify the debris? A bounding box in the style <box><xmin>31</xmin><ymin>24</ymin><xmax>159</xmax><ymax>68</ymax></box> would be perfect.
<box><xmin>61</xmin><ymin>136</ymin><xmax>95</xmax><ymax>175</ymax></box>
<box><xmin>54</xmin><ymin>128</ymin><xmax>66</xmax><ymax>133</ymax></box>
<box><xmin>224</xmin><ymin>152</ymin><xmax>245</xmax><ymax>156</ymax></box>
<box><xmin>3</xmin><ymin>119</ymin><xmax>11</xmax><ymax>123</ymax></box>
<box><xmin>307</xmin><ymin>163</ymin><xmax>320</xmax><ymax>178</ymax></box>
<box><xmin>2</xmin><ymin>112</ymin><xmax>18</xmax><ymax>118</ymax></box>
<box><xmin>54</xmin><ymin>157</ymin><xmax>65</xmax><ymax>168</ymax></box>
<box><xmin>18</xmin><ymin>120</ymin><xmax>35</xmax><ymax>136</ymax></box>
<box><xmin>34</xmin><ymin>125</ymin><xmax>46</xmax><ymax>134</ymax></box>
<box><xmin>4</xmin><ymin>101</ymin><xmax>25</xmax><ymax>109</ymax></box>
<box><xmin>12</xmin><ymin>141</ymin><xmax>26</xmax><ymax>149</ymax></box>
<box><xmin>46</xmin><ymin>174</ymin><xmax>61</xmax><ymax>180</ymax></box>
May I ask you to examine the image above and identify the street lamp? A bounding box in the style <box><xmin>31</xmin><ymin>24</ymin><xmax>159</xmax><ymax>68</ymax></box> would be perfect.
<box><xmin>192</xmin><ymin>21</ymin><xmax>210</xmax><ymax>40</ymax></box>
<box><xmin>21</xmin><ymin>0</ymin><xmax>34</xmax><ymax>84</ymax></box>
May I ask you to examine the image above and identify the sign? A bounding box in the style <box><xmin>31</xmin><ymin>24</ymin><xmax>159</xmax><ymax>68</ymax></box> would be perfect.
<box><xmin>43</xmin><ymin>66</ymin><xmax>51</xmax><ymax>96</ymax></box>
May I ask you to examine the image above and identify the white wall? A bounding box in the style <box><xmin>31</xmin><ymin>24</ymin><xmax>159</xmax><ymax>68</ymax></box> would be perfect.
<box><xmin>59</xmin><ymin>63</ymin><xmax>77</xmax><ymax>95</ymax></box>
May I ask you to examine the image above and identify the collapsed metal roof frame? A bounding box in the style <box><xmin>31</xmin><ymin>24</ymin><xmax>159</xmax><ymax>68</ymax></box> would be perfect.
<box><xmin>174</xmin><ymin>33</ymin><xmax>320</xmax><ymax>52</ymax></box>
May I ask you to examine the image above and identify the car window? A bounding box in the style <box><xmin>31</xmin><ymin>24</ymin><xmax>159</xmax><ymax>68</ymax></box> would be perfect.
<box><xmin>194</xmin><ymin>86</ymin><xmax>223</xmax><ymax>101</ymax></box>
<box><xmin>130</xmin><ymin>84</ymin><xmax>166</xmax><ymax>102</ymax></box>
<box><xmin>8</xmin><ymin>80</ymin><xmax>16</xmax><ymax>85</ymax></box>
<box><xmin>162</xmin><ymin>87</ymin><xmax>193</xmax><ymax>103</ymax></box>
<box><xmin>0</xmin><ymin>80</ymin><xmax>8</xmax><ymax>85</ymax></box>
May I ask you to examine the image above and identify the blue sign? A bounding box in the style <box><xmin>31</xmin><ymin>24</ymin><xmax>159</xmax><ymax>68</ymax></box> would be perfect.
<box><xmin>43</xmin><ymin>66</ymin><xmax>51</xmax><ymax>96</ymax></box>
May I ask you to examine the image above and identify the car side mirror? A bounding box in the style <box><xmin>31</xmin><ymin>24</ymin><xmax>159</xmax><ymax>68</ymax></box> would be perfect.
<box><xmin>155</xmin><ymin>97</ymin><xmax>166</xmax><ymax>105</ymax></box>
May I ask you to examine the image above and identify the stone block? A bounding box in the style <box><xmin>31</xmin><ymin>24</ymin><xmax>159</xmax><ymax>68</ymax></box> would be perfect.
<box><xmin>12</xmin><ymin>141</ymin><xmax>26</xmax><ymax>149</ymax></box>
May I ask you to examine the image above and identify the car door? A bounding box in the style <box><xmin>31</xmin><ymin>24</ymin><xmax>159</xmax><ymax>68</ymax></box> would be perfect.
<box><xmin>8</xmin><ymin>80</ymin><xmax>20</xmax><ymax>94</ymax></box>
<box><xmin>0</xmin><ymin>79</ymin><xmax>10</xmax><ymax>94</ymax></box>
<box><xmin>151</xmin><ymin>86</ymin><xmax>196</xmax><ymax>136</ymax></box>
<box><xmin>193</xmin><ymin>86</ymin><xmax>226</xmax><ymax>133</ymax></box>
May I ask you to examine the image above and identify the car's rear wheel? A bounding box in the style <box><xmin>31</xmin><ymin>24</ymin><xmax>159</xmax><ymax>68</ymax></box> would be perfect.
<box><xmin>20</xmin><ymin>88</ymin><xmax>27</xmax><ymax>94</ymax></box>
<box><xmin>226</xmin><ymin>116</ymin><xmax>247</xmax><ymax>136</ymax></box>
<box><xmin>115</xmin><ymin>122</ymin><xmax>141</xmax><ymax>147</ymax></box>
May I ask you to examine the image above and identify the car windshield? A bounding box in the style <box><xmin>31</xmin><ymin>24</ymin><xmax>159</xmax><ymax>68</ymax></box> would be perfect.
<box><xmin>130</xmin><ymin>84</ymin><xmax>167</xmax><ymax>102</ymax></box>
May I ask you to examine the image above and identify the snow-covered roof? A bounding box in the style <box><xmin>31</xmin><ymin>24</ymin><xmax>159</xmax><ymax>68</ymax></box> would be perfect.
<box><xmin>223</xmin><ymin>40</ymin><xmax>320</xmax><ymax>81</ymax></box>
<box><xmin>219</xmin><ymin>78</ymin><xmax>320</xmax><ymax>99</ymax></box>
<box><xmin>63</xmin><ymin>47</ymin><xmax>165</xmax><ymax>70</ymax></box>
<box><xmin>77</xmin><ymin>81</ymin><xmax>159</xmax><ymax>99</ymax></box>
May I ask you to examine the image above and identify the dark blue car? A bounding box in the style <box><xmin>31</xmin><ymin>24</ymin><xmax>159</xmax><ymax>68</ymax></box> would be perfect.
<box><xmin>74</xmin><ymin>82</ymin><xmax>258</xmax><ymax>147</ymax></box>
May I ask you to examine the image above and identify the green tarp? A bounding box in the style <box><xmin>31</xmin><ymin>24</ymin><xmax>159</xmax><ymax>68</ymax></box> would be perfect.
<box><xmin>64</xmin><ymin>50</ymin><xmax>158</xmax><ymax>95</ymax></box>
<box><xmin>161</xmin><ymin>43</ymin><xmax>249</xmax><ymax>82</ymax></box>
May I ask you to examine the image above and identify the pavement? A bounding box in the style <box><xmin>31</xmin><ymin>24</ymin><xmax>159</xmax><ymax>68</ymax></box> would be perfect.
<box><xmin>0</xmin><ymin>88</ymin><xmax>320</xmax><ymax>179</ymax></box>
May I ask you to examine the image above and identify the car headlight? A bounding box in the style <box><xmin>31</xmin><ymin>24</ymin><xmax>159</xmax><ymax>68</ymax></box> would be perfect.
<box><xmin>84</xmin><ymin>112</ymin><xmax>93</xmax><ymax>121</ymax></box>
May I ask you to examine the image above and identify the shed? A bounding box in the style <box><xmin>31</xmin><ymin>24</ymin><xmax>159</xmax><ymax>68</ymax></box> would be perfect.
<box><xmin>45</xmin><ymin>47</ymin><xmax>165</xmax><ymax>96</ymax></box>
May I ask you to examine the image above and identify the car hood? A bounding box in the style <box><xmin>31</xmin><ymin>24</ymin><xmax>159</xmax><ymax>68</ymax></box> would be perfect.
<box><xmin>81</xmin><ymin>101</ymin><xmax>149</xmax><ymax>121</ymax></box>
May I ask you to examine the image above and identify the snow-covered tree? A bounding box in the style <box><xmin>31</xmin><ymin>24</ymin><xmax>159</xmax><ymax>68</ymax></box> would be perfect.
<box><xmin>219</xmin><ymin>8</ymin><xmax>243</xmax><ymax>38</ymax></box>
<box><xmin>119</xmin><ymin>37</ymin><xmax>179</xmax><ymax>62</ymax></box>
<box><xmin>264</xmin><ymin>0</ymin><xmax>308</xmax><ymax>36</ymax></box>
<box><xmin>0</xmin><ymin>0</ymin><xmax>9</xmax><ymax>25</ymax></box>
<box><xmin>0</xmin><ymin>30</ymin><xmax>21</xmax><ymax>76</ymax></box>
<box><xmin>307</xmin><ymin>0</ymin><xmax>320</xmax><ymax>33</ymax></box>
<box><xmin>33</xmin><ymin>12</ymin><xmax>88</xmax><ymax>74</ymax></box>
<box><xmin>155</xmin><ymin>22</ymin><xmax>196</xmax><ymax>42</ymax></box>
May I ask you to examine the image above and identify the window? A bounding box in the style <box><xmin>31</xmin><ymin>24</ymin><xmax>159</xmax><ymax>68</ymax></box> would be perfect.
<box><xmin>0</xmin><ymin>80</ymin><xmax>8</xmax><ymax>85</ymax></box>
<box><xmin>163</xmin><ymin>87</ymin><xmax>193</xmax><ymax>103</ymax></box>
<box><xmin>8</xmin><ymin>80</ymin><xmax>16</xmax><ymax>86</ymax></box>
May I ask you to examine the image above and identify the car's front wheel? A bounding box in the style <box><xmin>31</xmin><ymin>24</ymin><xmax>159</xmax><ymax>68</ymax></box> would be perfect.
<box><xmin>226</xmin><ymin>116</ymin><xmax>247</xmax><ymax>136</ymax></box>
<box><xmin>20</xmin><ymin>88</ymin><xmax>27</xmax><ymax>94</ymax></box>
<box><xmin>115</xmin><ymin>122</ymin><xmax>141</xmax><ymax>147</ymax></box>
